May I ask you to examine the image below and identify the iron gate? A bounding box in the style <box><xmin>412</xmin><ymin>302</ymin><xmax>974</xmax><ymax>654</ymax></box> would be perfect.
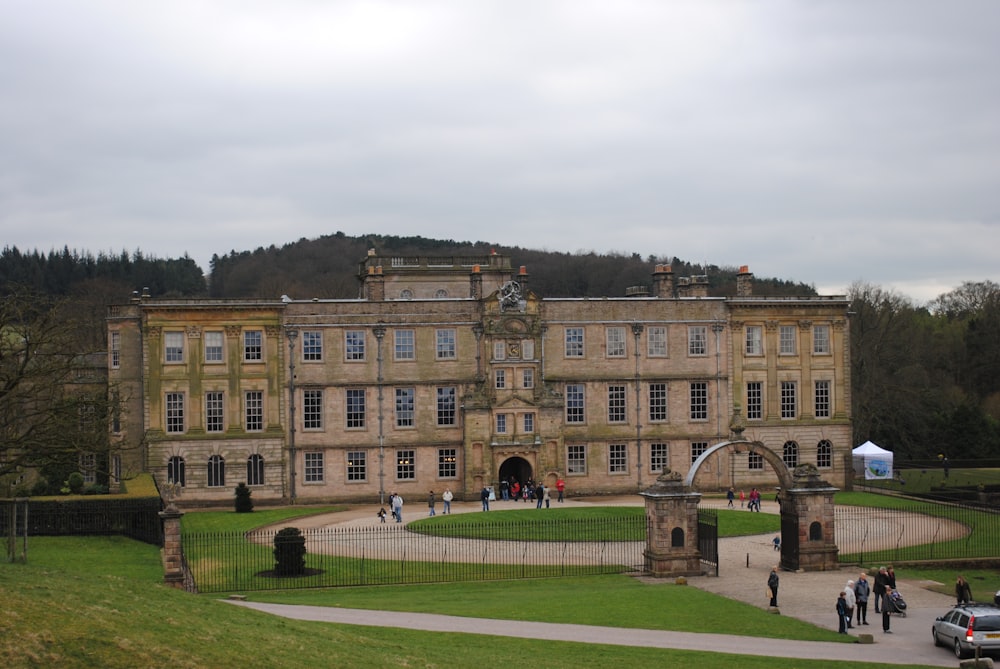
<box><xmin>698</xmin><ymin>507</ymin><xmax>718</xmax><ymax>576</ymax></box>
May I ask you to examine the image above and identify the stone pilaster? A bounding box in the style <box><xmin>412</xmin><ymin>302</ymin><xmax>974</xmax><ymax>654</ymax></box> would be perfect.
<box><xmin>640</xmin><ymin>470</ymin><xmax>703</xmax><ymax>577</ymax></box>
<box><xmin>159</xmin><ymin>504</ymin><xmax>186</xmax><ymax>588</ymax></box>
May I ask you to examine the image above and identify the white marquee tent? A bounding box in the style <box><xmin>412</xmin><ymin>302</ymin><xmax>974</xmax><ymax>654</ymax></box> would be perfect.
<box><xmin>852</xmin><ymin>441</ymin><xmax>894</xmax><ymax>480</ymax></box>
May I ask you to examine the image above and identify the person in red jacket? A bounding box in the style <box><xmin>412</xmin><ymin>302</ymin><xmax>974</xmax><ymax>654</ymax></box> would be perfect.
<box><xmin>556</xmin><ymin>477</ymin><xmax>566</xmax><ymax>502</ymax></box>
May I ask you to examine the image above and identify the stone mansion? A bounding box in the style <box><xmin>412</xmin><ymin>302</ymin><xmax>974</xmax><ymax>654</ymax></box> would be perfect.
<box><xmin>107</xmin><ymin>252</ymin><xmax>852</xmax><ymax>506</ymax></box>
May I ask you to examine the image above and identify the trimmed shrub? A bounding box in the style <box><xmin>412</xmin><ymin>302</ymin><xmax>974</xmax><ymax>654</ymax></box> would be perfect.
<box><xmin>273</xmin><ymin>527</ymin><xmax>306</xmax><ymax>576</ymax></box>
<box><xmin>234</xmin><ymin>482</ymin><xmax>254</xmax><ymax>513</ymax></box>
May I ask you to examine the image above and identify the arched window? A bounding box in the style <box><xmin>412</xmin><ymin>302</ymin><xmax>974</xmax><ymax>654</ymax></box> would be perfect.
<box><xmin>671</xmin><ymin>527</ymin><xmax>685</xmax><ymax>548</ymax></box>
<box><xmin>782</xmin><ymin>441</ymin><xmax>799</xmax><ymax>468</ymax></box>
<box><xmin>435</xmin><ymin>289</ymin><xmax>448</xmax><ymax>298</ymax></box>
<box><xmin>247</xmin><ymin>454</ymin><xmax>265</xmax><ymax>486</ymax></box>
<box><xmin>809</xmin><ymin>521</ymin><xmax>823</xmax><ymax>541</ymax></box>
<box><xmin>208</xmin><ymin>454</ymin><xmax>225</xmax><ymax>488</ymax></box>
<box><xmin>400</xmin><ymin>289</ymin><xmax>413</xmax><ymax>300</ymax></box>
<box><xmin>816</xmin><ymin>440</ymin><xmax>832</xmax><ymax>468</ymax></box>
<box><xmin>167</xmin><ymin>456</ymin><xmax>186</xmax><ymax>487</ymax></box>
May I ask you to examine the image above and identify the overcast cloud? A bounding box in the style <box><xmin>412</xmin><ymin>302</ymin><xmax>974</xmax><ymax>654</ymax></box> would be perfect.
<box><xmin>2</xmin><ymin>1</ymin><xmax>997</xmax><ymax>303</ymax></box>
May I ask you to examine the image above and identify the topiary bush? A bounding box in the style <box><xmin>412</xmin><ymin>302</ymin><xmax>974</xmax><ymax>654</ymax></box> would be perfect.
<box><xmin>273</xmin><ymin>527</ymin><xmax>306</xmax><ymax>576</ymax></box>
<box><xmin>234</xmin><ymin>482</ymin><xmax>254</xmax><ymax>513</ymax></box>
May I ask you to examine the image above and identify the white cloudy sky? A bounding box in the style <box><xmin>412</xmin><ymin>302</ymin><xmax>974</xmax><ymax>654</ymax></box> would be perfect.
<box><xmin>2</xmin><ymin>1</ymin><xmax>998</xmax><ymax>304</ymax></box>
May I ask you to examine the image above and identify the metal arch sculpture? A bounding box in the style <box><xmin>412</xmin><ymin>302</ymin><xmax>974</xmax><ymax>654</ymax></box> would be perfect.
<box><xmin>683</xmin><ymin>439</ymin><xmax>794</xmax><ymax>490</ymax></box>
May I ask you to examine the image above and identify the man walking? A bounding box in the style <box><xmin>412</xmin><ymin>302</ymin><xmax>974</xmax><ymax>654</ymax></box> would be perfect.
<box><xmin>392</xmin><ymin>493</ymin><xmax>403</xmax><ymax>523</ymax></box>
<box><xmin>768</xmin><ymin>566</ymin><xmax>780</xmax><ymax>607</ymax></box>
<box><xmin>427</xmin><ymin>490</ymin><xmax>436</xmax><ymax>517</ymax></box>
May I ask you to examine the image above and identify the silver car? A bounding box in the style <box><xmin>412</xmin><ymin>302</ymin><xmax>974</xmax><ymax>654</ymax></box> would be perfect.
<box><xmin>932</xmin><ymin>603</ymin><xmax>1000</xmax><ymax>659</ymax></box>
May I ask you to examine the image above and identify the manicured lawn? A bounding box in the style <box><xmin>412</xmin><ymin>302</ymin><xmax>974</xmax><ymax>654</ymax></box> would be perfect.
<box><xmin>2</xmin><ymin>535</ymin><xmax>942</xmax><ymax>669</ymax></box>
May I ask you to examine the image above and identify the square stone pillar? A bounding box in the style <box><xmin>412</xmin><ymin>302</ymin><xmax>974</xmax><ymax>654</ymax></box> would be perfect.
<box><xmin>159</xmin><ymin>505</ymin><xmax>186</xmax><ymax>588</ymax></box>
<box><xmin>640</xmin><ymin>471</ymin><xmax>703</xmax><ymax>577</ymax></box>
<box><xmin>786</xmin><ymin>464</ymin><xmax>839</xmax><ymax>572</ymax></box>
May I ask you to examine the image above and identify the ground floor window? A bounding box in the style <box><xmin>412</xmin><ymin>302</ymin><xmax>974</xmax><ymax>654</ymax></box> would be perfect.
<box><xmin>247</xmin><ymin>454</ymin><xmax>265</xmax><ymax>486</ymax></box>
<box><xmin>567</xmin><ymin>444</ymin><xmax>586</xmax><ymax>474</ymax></box>
<box><xmin>207</xmin><ymin>454</ymin><xmax>225</xmax><ymax>487</ymax></box>
<box><xmin>304</xmin><ymin>452</ymin><xmax>324</xmax><ymax>483</ymax></box>
<box><xmin>438</xmin><ymin>448</ymin><xmax>457</xmax><ymax>478</ymax></box>
<box><xmin>347</xmin><ymin>451</ymin><xmax>367</xmax><ymax>481</ymax></box>
<box><xmin>396</xmin><ymin>449</ymin><xmax>415</xmax><ymax>480</ymax></box>
<box><xmin>168</xmin><ymin>456</ymin><xmax>185</xmax><ymax>486</ymax></box>
<box><xmin>649</xmin><ymin>443</ymin><xmax>668</xmax><ymax>472</ymax></box>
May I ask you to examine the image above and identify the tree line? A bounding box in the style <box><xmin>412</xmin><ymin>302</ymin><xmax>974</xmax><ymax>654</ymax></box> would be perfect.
<box><xmin>2</xmin><ymin>235</ymin><xmax>998</xmax><ymax>465</ymax></box>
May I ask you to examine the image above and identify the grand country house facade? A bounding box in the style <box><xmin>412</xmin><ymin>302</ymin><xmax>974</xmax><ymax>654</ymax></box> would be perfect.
<box><xmin>106</xmin><ymin>253</ymin><xmax>852</xmax><ymax>506</ymax></box>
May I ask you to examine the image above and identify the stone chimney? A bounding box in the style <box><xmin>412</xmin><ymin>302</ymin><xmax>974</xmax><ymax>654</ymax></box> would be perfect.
<box><xmin>652</xmin><ymin>264</ymin><xmax>675</xmax><ymax>298</ymax></box>
<box><xmin>517</xmin><ymin>265</ymin><xmax>528</xmax><ymax>294</ymax></box>
<box><xmin>676</xmin><ymin>276</ymin><xmax>690</xmax><ymax>298</ymax></box>
<box><xmin>470</xmin><ymin>264</ymin><xmax>483</xmax><ymax>299</ymax></box>
<box><xmin>736</xmin><ymin>265</ymin><xmax>753</xmax><ymax>296</ymax></box>
<box><xmin>689</xmin><ymin>275</ymin><xmax>709</xmax><ymax>298</ymax></box>
<box><xmin>363</xmin><ymin>265</ymin><xmax>385</xmax><ymax>301</ymax></box>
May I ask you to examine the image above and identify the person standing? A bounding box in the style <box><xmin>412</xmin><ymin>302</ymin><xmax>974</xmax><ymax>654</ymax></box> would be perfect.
<box><xmin>882</xmin><ymin>585</ymin><xmax>895</xmax><ymax>633</ymax></box>
<box><xmin>854</xmin><ymin>572</ymin><xmax>871</xmax><ymax>625</ymax></box>
<box><xmin>556</xmin><ymin>477</ymin><xmax>565</xmax><ymax>502</ymax></box>
<box><xmin>739</xmin><ymin>490</ymin><xmax>746</xmax><ymax>508</ymax></box>
<box><xmin>500</xmin><ymin>478</ymin><xmax>510</xmax><ymax>501</ymax></box>
<box><xmin>512</xmin><ymin>481</ymin><xmax>521</xmax><ymax>501</ymax></box>
<box><xmin>535</xmin><ymin>483</ymin><xmax>545</xmax><ymax>509</ymax></box>
<box><xmin>956</xmin><ymin>575</ymin><xmax>973</xmax><ymax>605</ymax></box>
<box><xmin>442</xmin><ymin>488</ymin><xmax>453</xmax><ymax>515</ymax></box>
<box><xmin>836</xmin><ymin>591</ymin><xmax>850</xmax><ymax>634</ymax></box>
<box><xmin>843</xmin><ymin>580</ymin><xmax>856</xmax><ymax>629</ymax></box>
<box><xmin>388</xmin><ymin>493</ymin><xmax>396</xmax><ymax>521</ymax></box>
<box><xmin>727</xmin><ymin>487</ymin><xmax>735</xmax><ymax>508</ymax></box>
<box><xmin>873</xmin><ymin>567</ymin><xmax>888</xmax><ymax>613</ymax></box>
<box><xmin>543</xmin><ymin>486</ymin><xmax>551</xmax><ymax>508</ymax></box>
<box><xmin>427</xmin><ymin>490</ymin><xmax>436</xmax><ymax>517</ymax></box>
<box><xmin>768</xmin><ymin>566</ymin><xmax>780</xmax><ymax>607</ymax></box>
<box><xmin>480</xmin><ymin>486</ymin><xmax>490</xmax><ymax>511</ymax></box>
<box><xmin>377</xmin><ymin>507</ymin><xmax>387</xmax><ymax>523</ymax></box>
<box><xmin>392</xmin><ymin>493</ymin><xmax>404</xmax><ymax>523</ymax></box>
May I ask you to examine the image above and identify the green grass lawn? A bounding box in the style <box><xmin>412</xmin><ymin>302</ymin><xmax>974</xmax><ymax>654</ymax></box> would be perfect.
<box><xmin>1</xmin><ymin>535</ymin><xmax>943</xmax><ymax>669</ymax></box>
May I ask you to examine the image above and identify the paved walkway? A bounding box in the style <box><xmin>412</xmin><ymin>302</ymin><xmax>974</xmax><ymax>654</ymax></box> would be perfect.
<box><xmin>236</xmin><ymin>496</ymin><xmax>960</xmax><ymax>667</ymax></box>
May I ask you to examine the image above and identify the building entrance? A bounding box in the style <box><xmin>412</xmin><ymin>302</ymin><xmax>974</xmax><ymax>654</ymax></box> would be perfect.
<box><xmin>498</xmin><ymin>456</ymin><xmax>533</xmax><ymax>498</ymax></box>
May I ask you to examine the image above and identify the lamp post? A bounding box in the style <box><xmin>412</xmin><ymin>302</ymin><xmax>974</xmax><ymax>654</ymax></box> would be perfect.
<box><xmin>373</xmin><ymin>323</ymin><xmax>387</xmax><ymax>506</ymax></box>
<box><xmin>286</xmin><ymin>329</ymin><xmax>298</xmax><ymax>503</ymax></box>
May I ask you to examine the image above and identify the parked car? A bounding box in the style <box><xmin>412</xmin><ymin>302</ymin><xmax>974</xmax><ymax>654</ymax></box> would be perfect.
<box><xmin>932</xmin><ymin>603</ymin><xmax>1000</xmax><ymax>659</ymax></box>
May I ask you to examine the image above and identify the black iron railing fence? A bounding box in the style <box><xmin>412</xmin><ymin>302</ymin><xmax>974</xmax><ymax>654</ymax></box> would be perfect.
<box><xmin>834</xmin><ymin>501</ymin><xmax>999</xmax><ymax>565</ymax></box>
<box><xmin>0</xmin><ymin>498</ymin><xmax>163</xmax><ymax>545</ymax></box>
<box><xmin>183</xmin><ymin>517</ymin><xmax>648</xmax><ymax>593</ymax></box>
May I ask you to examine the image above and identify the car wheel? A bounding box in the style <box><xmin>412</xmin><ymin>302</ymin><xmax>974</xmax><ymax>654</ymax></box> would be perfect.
<box><xmin>932</xmin><ymin>629</ymin><xmax>941</xmax><ymax>647</ymax></box>
<box><xmin>954</xmin><ymin>638</ymin><xmax>968</xmax><ymax>660</ymax></box>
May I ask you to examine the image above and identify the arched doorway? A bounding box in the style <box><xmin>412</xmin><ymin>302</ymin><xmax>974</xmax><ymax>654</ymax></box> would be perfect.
<box><xmin>498</xmin><ymin>456</ymin><xmax>533</xmax><ymax>491</ymax></box>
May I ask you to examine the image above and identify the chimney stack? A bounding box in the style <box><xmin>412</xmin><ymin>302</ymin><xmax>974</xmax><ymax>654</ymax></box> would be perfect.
<box><xmin>737</xmin><ymin>265</ymin><xmax>753</xmax><ymax>296</ymax></box>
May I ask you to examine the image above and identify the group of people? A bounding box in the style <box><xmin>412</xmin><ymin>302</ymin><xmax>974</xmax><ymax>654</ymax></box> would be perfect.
<box><xmin>832</xmin><ymin>567</ymin><xmax>902</xmax><ymax>634</ymax></box>
<box><xmin>504</xmin><ymin>476</ymin><xmax>566</xmax><ymax>504</ymax></box>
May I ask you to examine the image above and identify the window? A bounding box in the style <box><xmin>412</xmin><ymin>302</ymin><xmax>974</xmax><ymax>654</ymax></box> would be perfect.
<box><xmin>783</xmin><ymin>441</ymin><xmax>799</xmax><ymax>468</ymax></box>
<box><xmin>647</xmin><ymin>326</ymin><xmax>667</xmax><ymax>357</ymax></box>
<box><xmin>166</xmin><ymin>392</ymin><xmax>185</xmax><ymax>433</ymax></box>
<box><xmin>748</xmin><ymin>452</ymin><xmax>763</xmax><ymax>470</ymax></box>
<box><xmin>395</xmin><ymin>387</ymin><xmax>415</xmax><ymax>428</ymax></box>
<box><xmin>347</xmin><ymin>451</ymin><xmax>366</xmax><ymax>481</ymax></box>
<box><xmin>396</xmin><ymin>449</ymin><xmax>415</xmax><ymax>480</ymax></box>
<box><xmin>745</xmin><ymin>326</ymin><xmax>763</xmax><ymax>356</ymax></box>
<box><xmin>304</xmin><ymin>452</ymin><xmax>324</xmax><ymax>483</ymax></box>
<box><xmin>345</xmin><ymin>330</ymin><xmax>366</xmax><ymax>361</ymax></box>
<box><xmin>521</xmin><ymin>339</ymin><xmax>535</xmax><ymax>359</ymax></box>
<box><xmin>438</xmin><ymin>448</ymin><xmax>457</xmax><ymax>478</ymax></box>
<box><xmin>436</xmin><ymin>329</ymin><xmax>456</xmax><ymax>359</ymax></box>
<box><xmin>346</xmin><ymin>389</ymin><xmax>365</xmax><ymax>428</ymax></box>
<box><xmin>495</xmin><ymin>369</ymin><xmax>507</xmax><ymax>389</ymax></box>
<box><xmin>496</xmin><ymin>413</ymin><xmax>508</xmax><ymax>433</ymax></box>
<box><xmin>650</xmin><ymin>443</ymin><xmax>668</xmax><ymax>473</ymax></box>
<box><xmin>245</xmin><ymin>391</ymin><xmax>264</xmax><ymax>431</ymax></box>
<box><xmin>244</xmin><ymin>330</ymin><xmax>263</xmax><ymax>362</ymax></box>
<box><xmin>204</xmin><ymin>331</ymin><xmax>223</xmax><ymax>363</ymax></box>
<box><xmin>302</xmin><ymin>331</ymin><xmax>323</xmax><ymax>361</ymax></box>
<box><xmin>435</xmin><ymin>289</ymin><xmax>448</xmax><ymax>298</ymax></box>
<box><xmin>436</xmin><ymin>386</ymin><xmax>456</xmax><ymax>426</ymax></box>
<box><xmin>606</xmin><ymin>326</ymin><xmax>626</xmax><ymax>357</ymax></box>
<box><xmin>609</xmin><ymin>443</ymin><xmax>627</xmax><ymax>473</ymax></box>
<box><xmin>648</xmin><ymin>383</ymin><xmax>667</xmax><ymax>422</ymax></box>
<box><xmin>167</xmin><ymin>455</ymin><xmax>185</xmax><ymax>486</ymax></box>
<box><xmin>813</xmin><ymin>324</ymin><xmax>831</xmax><ymax>355</ymax></box>
<box><xmin>394</xmin><ymin>329</ymin><xmax>415</xmax><ymax>360</ymax></box>
<box><xmin>779</xmin><ymin>325</ymin><xmax>797</xmax><ymax>355</ymax></box>
<box><xmin>400</xmin><ymin>289</ymin><xmax>413</xmax><ymax>300</ymax></box>
<box><xmin>521</xmin><ymin>368</ymin><xmax>534</xmax><ymax>389</ymax></box>
<box><xmin>691</xmin><ymin>441</ymin><xmax>708</xmax><ymax>464</ymax></box>
<box><xmin>780</xmin><ymin>381</ymin><xmax>797</xmax><ymax>419</ymax></box>
<box><xmin>493</xmin><ymin>341</ymin><xmax>506</xmax><ymax>360</ymax></box>
<box><xmin>207</xmin><ymin>454</ymin><xmax>225</xmax><ymax>487</ymax></box>
<box><xmin>303</xmin><ymin>389</ymin><xmax>323</xmax><ymax>429</ymax></box>
<box><xmin>565</xmin><ymin>384</ymin><xmax>585</xmax><ymax>423</ymax></box>
<box><xmin>689</xmin><ymin>382</ymin><xmax>708</xmax><ymax>421</ymax></box>
<box><xmin>247</xmin><ymin>454</ymin><xmax>265</xmax><ymax>486</ymax></box>
<box><xmin>746</xmin><ymin>382</ymin><xmax>762</xmax><ymax>420</ymax></box>
<box><xmin>608</xmin><ymin>384</ymin><xmax>627</xmax><ymax>423</ymax></box>
<box><xmin>523</xmin><ymin>412</ymin><xmax>535</xmax><ymax>433</ymax></box>
<box><xmin>80</xmin><ymin>452</ymin><xmax>96</xmax><ymax>484</ymax></box>
<box><xmin>205</xmin><ymin>391</ymin><xmax>224</xmax><ymax>433</ymax></box>
<box><xmin>688</xmin><ymin>326</ymin><xmax>707</xmax><ymax>356</ymax></box>
<box><xmin>817</xmin><ymin>440</ymin><xmax>832</xmax><ymax>468</ymax></box>
<box><xmin>110</xmin><ymin>331</ymin><xmax>120</xmax><ymax>369</ymax></box>
<box><xmin>111</xmin><ymin>391</ymin><xmax>121</xmax><ymax>433</ymax></box>
<box><xmin>165</xmin><ymin>332</ymin><xmax>184</xmax><ymax>363</ymax></box>
<box><xmin>564</xmin><ymin>327</ymin><xmax>584</xmax><ymax>357</ymax></box>
<box><xmin>567</xmin><ymin>444</ymin><xmax>586</xmax><ymax>474</ymax></box>
<box><xmin>814</xmin><ymin>380</ymin><xmax>831</xmax><ymax>418</ymax></box>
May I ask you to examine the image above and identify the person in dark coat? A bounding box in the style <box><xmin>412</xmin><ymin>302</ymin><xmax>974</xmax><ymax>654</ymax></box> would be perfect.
<box><xmin>768</xmin><ymin>566</ymin><xmax>780</xmax><ymax>607</ymax></box>
<box><xmin>873</xmin><ymin>567</ymin><xmax>888</xmax><ymax>613</ymax></box>
<box><xmin>956</xmin><ymin>575</ymin><xmax>973</xmax><ymax>605</ymax></box>
<box><xmin>836</xmin><ymin>591</ymin><xmax>850</xmax><ymax>634</ymax></box>
<box><xmin>881</xmin><ymin>585</ymin><xmax>896</xmax><ymax>633</ymax></box>
<box><xmin>854</xmin><ymin>571</ymin><xmax>871</xmax><ymax>625</ymax></box>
